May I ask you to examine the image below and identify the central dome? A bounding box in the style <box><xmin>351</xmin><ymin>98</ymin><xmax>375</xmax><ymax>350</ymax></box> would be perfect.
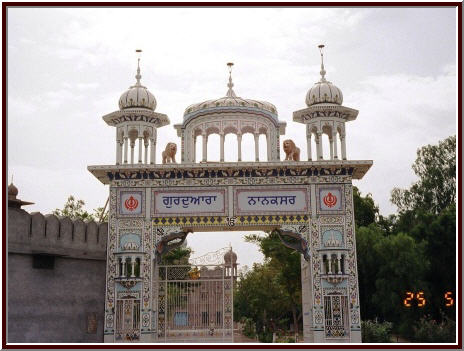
<box><xmin>183</xmin><ymin>65</ymin><xmax>277</xmax><ymax>123</ymax></box>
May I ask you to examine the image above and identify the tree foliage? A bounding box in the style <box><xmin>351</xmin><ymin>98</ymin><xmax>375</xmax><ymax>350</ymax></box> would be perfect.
<box><xmin>391</xmin><ymin>135</ymin><xmax>456</xmax><ymax>215</ymax></box>
<box><xmin>53</xmin><ymin>195</ymin><xmax>109</xmax><ymax>222</ymax></box>
<box><xmin>53</xmin><ymin>195</ymin><xmax>96</xmax><ymax>221</ymax></box>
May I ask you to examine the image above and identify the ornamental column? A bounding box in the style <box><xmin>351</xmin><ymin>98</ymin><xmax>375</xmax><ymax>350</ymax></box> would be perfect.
<box><xmin>144</xmin><ymin>138</ymin><xmax>149</xmax><ymax>164</ymax></box>
<box><xmin>116</xmin><ymin>139</ymin><xmax>122</xmax><ymax>165</ymax></box>
<box><xmin>138</xmin><ymin>136</ymin><xmax>143</xmax><ymax>163</ymax></box>
<box><xmin>202</xmin><ymin>133</ymin><xmax>207</xmax><ymax>162</ymax></box>
<box><xmin>340</xmin><ymin>134</ymin><xmax>347</xmax><ymax>160</ymax></box>
<box><xmin>193</xmin><ymin>135</ymin><xmax>197</xmax><ymax>163</ymax></box>
<box><xmin>307</xmin><ymin>133</ymin><xmax>312</xmax><ymax>161</ymax></box>
<box><xmin>316</xmin><ymin>132</ymin><xmax>323</xmax><ymax>160</ymax></box>
<box><xmin>130</xmin><ymin>139</ymin><xmax>135</xmax><ymax>164</ymax></box>
<box><xmin>124</xmin><ymin>137</ymin><xmax>129</xmax><ymax>164</ymax></box>
<box><xmin>220</xmin><ymin>133</ymin><xmax>225</xmax><ymax>162</ymax></box>
<box><xmin>150</xmin><ymin>137</ymin><xmax>156</xmax><ymax>164</ymax></box>
<box><xmin>329</xmin><ymin>136</ymin><xmax>334</xmax><ymax>160</ymax></box>
<box><xmin>333</xmin><ymin>131</ymin><xmax>338</xmax><ymax>159</ymax></box>
<box><xmin>237</xmin><ymin>133</ymin><xmax>242</xmax><ymax>161</ymax></box>
<box><xmin>254</xmin><ymin>133</ymin><xmax>259</xmax><ymax>161</ymax></box>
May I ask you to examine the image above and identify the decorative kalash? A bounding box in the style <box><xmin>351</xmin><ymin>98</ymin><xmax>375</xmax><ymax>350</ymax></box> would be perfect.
<box><xmin>88</xmin><ymin>46</ymin><xmax>372</xmax><ymax>343</ymax></box>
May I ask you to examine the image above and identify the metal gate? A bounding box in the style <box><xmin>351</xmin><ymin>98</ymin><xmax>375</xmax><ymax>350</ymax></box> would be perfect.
<box><xmin>156</xmin><ymin>248</ymin><xmax>234</xmax><ymax>343</ymax></box>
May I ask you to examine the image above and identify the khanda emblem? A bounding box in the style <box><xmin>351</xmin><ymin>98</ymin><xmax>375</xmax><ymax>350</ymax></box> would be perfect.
<box><xmin>323</xmin><ymin>192</ymin><xmax>337</xmax><ymax>208</ymax></box>
<box><xmin>124</xmin><ymin>196</ymin><xmax>139</xmax><ymax>211</ymax></box>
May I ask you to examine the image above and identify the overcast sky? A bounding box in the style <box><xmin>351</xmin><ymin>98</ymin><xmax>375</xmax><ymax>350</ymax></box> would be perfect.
<box><xmin>7</xmin><ymin>7</ymin><xmax>457</xmax><ymax>269</ymax></box>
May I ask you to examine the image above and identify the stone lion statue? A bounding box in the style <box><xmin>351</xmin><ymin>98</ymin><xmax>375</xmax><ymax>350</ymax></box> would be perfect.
<box><xmin>162</xmin><ymin>142</ymin><xmax>177</xmax><ymax>164</ymax></box>
<box><xmin>283</xmin><ymin>139</ymin><xmax>300</xmax><ymax>161</ymax></box>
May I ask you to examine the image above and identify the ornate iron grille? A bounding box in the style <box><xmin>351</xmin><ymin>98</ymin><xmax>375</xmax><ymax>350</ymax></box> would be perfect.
<box><xmin>157</xmin><ymin>260</ymin><xmax>234</xmax><ymax>342</ymax></box>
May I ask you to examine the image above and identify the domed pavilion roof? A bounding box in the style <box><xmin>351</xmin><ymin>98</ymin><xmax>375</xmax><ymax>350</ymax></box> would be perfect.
<box><xmin>182</xmin><ymin>63</ymin><xmax>278</xmax><ymax>124</ymax></box>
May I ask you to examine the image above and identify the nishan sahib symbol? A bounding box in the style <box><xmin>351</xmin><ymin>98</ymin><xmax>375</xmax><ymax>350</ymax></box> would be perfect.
<box><xmin>124</xmin><ymin>196</ymin><xmax>139</xmax><ymax>211</ymax></box>
<box><xmin>323</xmin><ymin>192</ymin><xmax>337</xmax><ymax>208</ymax></box>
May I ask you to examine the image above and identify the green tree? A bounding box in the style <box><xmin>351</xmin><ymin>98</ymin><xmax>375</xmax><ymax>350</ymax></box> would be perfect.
<box><xmin>53</xmin><ymin>195</ymin><xmax>95</xmax><ymax>221</ymax></box>
<box><xmin>391</xmin><ymin>135</ymin><xmax>456</xmax><ymax>215</ymax></box>
<box><xmin>353</xmin><ymin>186</ymin><xmax>379</xmax><ymax>228</ymax></box>
<box><xmin>245</xmin><ymin>231</ymin><xmax>302</xmax><ymax>334</ymax></box>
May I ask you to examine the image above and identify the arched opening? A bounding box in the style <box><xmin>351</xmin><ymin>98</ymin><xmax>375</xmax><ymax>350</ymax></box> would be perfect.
<box><xmin>224</xmin><ymin>133</ymin><xmax>238</xmax><ymax>162</ymax></box>
<box><xmin>259</xmin><ymin>134</ymin><xmax>267</xmax><ymax>161</ymax></box>
<box><xmin>207</xmin><ymin>133</ymin><xmax>220</xmax><ymax>162</ymax></box>
<box><xmin>241</xmin><ymin>133</ymin><xmax>255</xmax><ymax>162</ymax></box>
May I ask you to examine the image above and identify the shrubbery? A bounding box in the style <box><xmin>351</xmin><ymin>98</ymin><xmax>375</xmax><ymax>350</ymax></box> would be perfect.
<box><xmin>361</xmin><ymin>320</ymin><xmax>393</xmax><ymax>343</ymax></box>
<box><xmin>411</xmin><ymin>315</ymin><xmax>456</xmax><ymax>343</ymax></box>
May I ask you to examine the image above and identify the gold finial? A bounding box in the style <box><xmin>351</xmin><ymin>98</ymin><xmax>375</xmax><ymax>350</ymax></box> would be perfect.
<box><xmin>226</xmin><ymin>62</ymin><xmax>236</xmax><ymax>97</ymax></box>
<box><xmin>318</xmin><ymin>44</ymin><xmax>326</xmax><ymax>82</ymax></box>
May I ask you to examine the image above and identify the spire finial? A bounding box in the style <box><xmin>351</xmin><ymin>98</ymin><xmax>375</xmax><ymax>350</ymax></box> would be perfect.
<box><xmin>135</xmin><ymin>49</ymin><xmax>142</xmax><ymax>86</ymax></box>
<box><xmin>226</xmin><ymin>62</ymin><xmax>236</xmax><ymax>97</ymax></box>
<box><xmin>318</xmin><ymin>44</ymin><xmax>327</xmax><ymax>82</ymax></box>
<box><xmin>10</xmin><ymin>174</ymin><xmax>13</xmax><ymax>185</ymax></box>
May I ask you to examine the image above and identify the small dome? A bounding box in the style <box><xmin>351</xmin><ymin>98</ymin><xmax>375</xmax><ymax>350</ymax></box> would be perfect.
<box><xmin>119</xmin><ymin>85</ymin><xmax>157</xmax><ymax>111</ymax></box>
<box><xmin>118</xmin><ymin>58</ymin><xmax>157</xmax><ymax>111</ymax></box>
<box><xmin>8</xmin><ymin>182</ymin><xmax>18</xmax><ymax>199</ymax></box>
<box><xmin>305</xmin><ymin>80</ymin><xmax>343</xmax><ymax>107</ymax></box>
<box><xmin>224</xmin><ymin>250</ymin><xmax>237</xmax><ymax>264</ymax></box>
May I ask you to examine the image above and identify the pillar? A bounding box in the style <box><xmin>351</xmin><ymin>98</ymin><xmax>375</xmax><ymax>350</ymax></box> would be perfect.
<box><xmin>237</xmin><ymin>134</ymin><xmax>242</xmax><ymax>161</ymax></box>
<box><xmin>333</xmin><ymin>132</ymin><xmax>338</xmax><ymax>159</ymax></box>
<box><xmin>337</xmin><ymin>253</ymin><xmax>342</xmax><ymax>274</ymax></box>
<box><xmin>254</xmin><ymin>133</ymin><xmax>259</xmax><ymax>161</ymax></box>
<box><xmin>329</xmin><ymin>137</ymin><xmax>334</xmax><ymax>160</ymax></box>
<box><xmin>138</xmin><ymin>137</ymin><xmax>143</xmax><ymax>163</ymax></box>
<box><xmin>202</xmin><ymin>133</ymin><xmax>207</xmax><ymax>162</ymax></box>
<box><xmin>131</xmin><ymin>257</ymin><xmax>135</xmax><ymax>277</ymax></box>
<box><xmin>341</xmin><ymin>134</ymin><xmax>347</xmax><ymax>160</ymax></box>
<box><xmin>316</xmin><ymin>132</ymin><xmax>323</xmax><ymax>160</ymax></box>
<box><xmin>307</xmin><ymin>134</ymin><xmax>312</xmax><ymax>161</ymax></box>
<box><xmin>150</xmin><ymin>138</ymin><xmax>156</xmax><ymax>164</ymax></box>
<box><xmin>124</xmin><ymin>137</ymin><xmax>128</xmax><ymax>164</ymax></box>
<box><xmin>130</xmin><ymin>140</ymin><xmax>135</xmax><ymax>164</ymax></box>
<box><xmin>266</xmin><ymin>133</ymin><xmax>271</xmax><ymax>161</ymax></box>
<box><xmin>193</xmin><ymin>135</ymin><xmax>197</xmax><ymax>163</ymax></box>
<box><xmin>220</xmin><ymin>133</ymin><xmax>225</xmax><ymax>162</ymax></box>
<box><xmin>116</xmin><ymin>140</ymin><xmax>121</xmax><ymax>165</ymax></box>
<box><xmin>122</xmin><ymin>257</ymin><xmax>126</xmax><ymax>277</ymax></box>
<box><xmin>144</xmin><ymin>139</ymin><xmax>149</xmax><ymax>164</ymax></box>
<box><xmin>328</xmin><ymin>253</ymin><xmax>332</xmax><ymax>274</ymax></box>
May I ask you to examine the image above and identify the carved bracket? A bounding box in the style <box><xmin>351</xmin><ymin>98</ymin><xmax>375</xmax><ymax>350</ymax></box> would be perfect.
<box><xmin>154</xmin><ymin>229</ymin><xmax>190</xmax><ymax>263</ymax></box>
<box><xmin>273</xmin><ymin>226</ymin><xmax>311</xmax><ymax>261</ymax></box>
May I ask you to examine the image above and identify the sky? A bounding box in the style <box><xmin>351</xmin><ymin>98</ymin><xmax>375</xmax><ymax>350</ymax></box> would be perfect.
<box><xmin>7</xmin><ymin>6</ymin><xmax>457</xmax><ymax>269</ymax></box>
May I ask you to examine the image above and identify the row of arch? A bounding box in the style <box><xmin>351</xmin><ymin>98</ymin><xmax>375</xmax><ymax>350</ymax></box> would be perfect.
<box><xmin>193</xmin><ymin>132</ymin><xmax>270</xmax><ymax>163</ymax></box>
<box><xmin>116</xmin><ymin>127</ymin><xmax>157</xmax><ymax>165</ymax></box>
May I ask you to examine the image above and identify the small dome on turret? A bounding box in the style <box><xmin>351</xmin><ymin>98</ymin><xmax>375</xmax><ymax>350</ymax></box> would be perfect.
<box><xmin>224</xmin><ymin>250</ymin><xmax>237</xmax><ymax>264</ymax></box>
<box><xmin>8</xmin><ymin>182</ymin><xmax>18</xmax><ymax>200</ymax></box>
<box><xmin>118</xmin><ymin>53</ymin><xmax>157</xmax><ymax>111</ymax></box>
<box><xmin>305</xmin><ymin>44</ymin><xmax>343</xmax><ymax>107</ymax></box>
<box><xmin>305</xmin><ymin>80</ymin><xmax>343</xmax><ymax>107</ymax></box>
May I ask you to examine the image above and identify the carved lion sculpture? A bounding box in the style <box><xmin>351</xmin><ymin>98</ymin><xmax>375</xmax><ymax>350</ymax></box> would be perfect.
<box><xmin>162</xmin><ymin>142</ymin><xmax>177</xmax><ymax>164</ymax></box>
<box><xmin>283</xmin><ymin>139</ymin><xmax>300</xmax><ymax>161</ymax></box>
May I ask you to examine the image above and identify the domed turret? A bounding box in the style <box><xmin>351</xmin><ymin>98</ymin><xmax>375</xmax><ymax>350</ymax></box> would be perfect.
<box><xmin>102</xmin><ymin>50</ymin><xmax>170</xmax><ymax>165</ymax></box>
<box><xmin>293</xmin><ymin>45</ymin><xmax>358</xmax><ymax>161</ymax></box>
<box><xmin>8</xmin><ymin>181</ymin><xmax>34</xmax><ymax>208</ymax></box>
